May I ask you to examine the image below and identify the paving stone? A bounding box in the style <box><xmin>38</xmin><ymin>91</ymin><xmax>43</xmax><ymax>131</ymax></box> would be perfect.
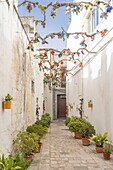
<box><xmin>74</xmin><ymin>166</ymin><xmax>88</xmax><ymax>170</ymax></box>
<box><xmin>28</xmin><ymin>120</ymin><xmax>113</xmax><ymax>170</ymax></box>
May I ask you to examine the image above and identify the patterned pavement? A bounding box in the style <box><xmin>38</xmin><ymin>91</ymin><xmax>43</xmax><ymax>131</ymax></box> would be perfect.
<box><xmin>28</xmin><ymin>120</ymin><xmax>113</xmax><ymax>170</ymax></box>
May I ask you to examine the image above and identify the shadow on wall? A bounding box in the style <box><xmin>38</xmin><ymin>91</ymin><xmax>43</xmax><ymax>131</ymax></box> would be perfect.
<box><xmin>83</xmin><ymin>48</ymin><xmax>113</xmax><ymax>139</ymax></box>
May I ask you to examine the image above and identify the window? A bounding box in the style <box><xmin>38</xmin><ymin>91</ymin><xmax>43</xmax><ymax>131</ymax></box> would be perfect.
<box><xmin>90</xmin><ymin>8</ymin><xmax>99</xmax><ymax>32</ymax></box>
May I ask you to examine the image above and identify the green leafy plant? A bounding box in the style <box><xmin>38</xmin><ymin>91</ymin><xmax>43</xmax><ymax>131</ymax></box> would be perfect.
<box><xmin>80</xmin><ymin>121</ymin><xmax>95</xmax><ymax>138</ymax></box>
<box><xmin>0</xmin><ymin>153</ymin><xmax>22</xmax><ymax>170</ymax></box>
<box><xmin>41</xmin><ymin>113</ymin><xmax>51</xmax><ymax>127</ymax></box>
<box><xmin>13</xmin><ymin>131</ymin><xmax>38</xmax><ymax>156</ymax></box>
<box><xmin>14</xmin><ymin>153</ymin><xmax>32</xmax><ymax>170</ymax></box>
<box><xmin>68</xmin><ymin>117</ymin><xmax>87</xmax><ymax>133</ymax></box>
<box><xmin>103</xmin><ymin>140</ymin><xmax>113</xmax><ymax>153</ymax></box>
<box><xmin>64</xmin><ymin>117</ymin><xmax>71</xmax><ymax>126</ymax></box>
<box><xmin>68</xmin><ymin>120</ymin><xmax>83</xmax><ymax>133</ymax></box>
<box><xmin>4</xmin><ymin>93</ymin><xmax>13</xmax><ymax>101</ymax></box>
<box><xmin>26</xmin><ymin>124</ymin><xmax>48</xmax><ymax>141</ymax></box>
<box><xmin>90</xmin><ymin>132</ymin><xmax>108</xmax><ymax>147</ymax></box>
<box><xmin>88</xmin><ymin>100</ymin><xmax>92</xmax><ymax>104</ymax></box>
<box><xmin>35</xmin><ymin>113</ymin><xmax>51</xmax><ymax>128</ymax></box>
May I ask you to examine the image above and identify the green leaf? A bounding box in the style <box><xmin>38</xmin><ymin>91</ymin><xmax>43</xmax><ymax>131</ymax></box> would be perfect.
<box><xmin>22</xmin><ymin>2</ymin><xmax>26</xmax><ymax>6</ymax></box>
<box><xmin>35</xmin><ymin>20</ymin><xmax>39</xmax><ymax>26</ymax></box>
<box><xmin>14</xmin><ymin>166</ymin><xmax>22</xmax><ymax>169</ymax></box>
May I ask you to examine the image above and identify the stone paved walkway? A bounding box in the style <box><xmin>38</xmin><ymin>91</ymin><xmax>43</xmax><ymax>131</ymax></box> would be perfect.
<box><xmin>28</xmin><ymin>120</ymin><xmax>113</xmax><ymax>170</ymax></box>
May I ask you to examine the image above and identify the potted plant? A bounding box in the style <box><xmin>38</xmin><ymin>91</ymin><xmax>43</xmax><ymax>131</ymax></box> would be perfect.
<box><xmin>26</xmin><ymin>124</ymin><xmax>48</xmax><ymax>139</ymax></box>
<box><xmin>13</xmin><ymin>131</ymin><xmax>38</xmax><ymax>162</ymax></box>
<box><xmin>0</xmin><ymin>153</ymin><xmax>22</xmax><ymax>170</ymax></box>
<box><xmin>90</xmin><ymin>132</ymin><xmax>108</xmax><ymax>153</ymax></box>
<box><xmin>14</xmin><ymin>153</ymin><xmax>33</xmax><ymax>169</ymax></box>
<box><xmin>103</xmin><ymin>140</ymin><xmax>113</xmax><ymax>160</ymax></box>
<box><xmin>88</xmin><ymin>100</ymin><xmax>93</xmax><ymax>108</ymax></box>
<box><xmin>26</xmin><ymin>124</ymin><xmax>48</xmax><ymax>152</ymax></box>
<box><xmin>64</xmin><ymin>117</ymin><xmax>71</xmax><ymax>127</ymax></box>
<box><xmin>40</xmin><ymin>113</ymin><xmax>51</xmax><ymax>127</ymax></box>
<box><xmin>68</xmin><ymin>119</ymin><xmax>83</xmax><ymax>139</ymax></box>
<box><xmin>2</xmin><ymin>93</ymin><xmax>13</xmax><ymax>109</ymax></box>
<box><xmin>80</xmin><ymin>121</ymin><xmax>95</xmax><ymax>146</ymax></box>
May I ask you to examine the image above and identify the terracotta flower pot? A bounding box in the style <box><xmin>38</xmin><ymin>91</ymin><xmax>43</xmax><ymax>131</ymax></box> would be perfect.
<box><xmin>88</xmin><ymin>103</ymin><xmax>93</xmax><ymax>108</ymax></box>
<box><xmin>2</xmin><ymin>101</ymin><xmax>11</xmax><ymax>109</ymax></box>
<box><xmin>74</xmin><ymin>132</ymin><xmax>82</xmax><ymax>139</ymax></box>
<box><xmin>103</xmin><ymin>152</ymin><xmax>111</xmax><ymax>160</ymax></box>
<box><xmin>96</xmin><ymin>146</ymin><xmax>103</xmax><ymax>153</ymax></box>
<box><xmin>24</xmin><ymin>155</ymin><xmax>32</xmax><ymax>163</ymax></box>
<box><xmin>82</xmin><ymin>138</ymin><xmax>90</xmax><ymax>146</ymax></box>
<box><xmin>38</xmin><ymin>142</ymin><xmax>42</xmax><ymax>152</ymax></box>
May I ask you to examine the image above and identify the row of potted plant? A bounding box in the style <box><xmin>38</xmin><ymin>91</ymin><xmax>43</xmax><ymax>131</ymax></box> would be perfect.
<box><xmin>91</xmin><ymin>132</ymin><xmax>113</xmax><ymax>160</ymax></box>
<box><xmin>65</xmin><ymin>116</ymin><xmax>95</xmax><ymax>144</ymax></box>
<box><xmin>65</xmin><ymin>116</ymin><xmax>113</xmax><ymax>160</ymax></box>
<box><xmin>13</xmin><ymin>113</ymin><xmax>51</xmax><ymax>161</ymax></box>
<box><xmin>0</xmin><ymin>113</ymin><xmax>51</xmax><ymax>169</ymax></box>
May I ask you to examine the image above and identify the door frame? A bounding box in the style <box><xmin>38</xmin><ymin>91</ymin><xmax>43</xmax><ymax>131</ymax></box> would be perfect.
<box><xmin>57</xmin><ymin>94</ymin><xmax>66</xmax><ymax>118</ymax></box>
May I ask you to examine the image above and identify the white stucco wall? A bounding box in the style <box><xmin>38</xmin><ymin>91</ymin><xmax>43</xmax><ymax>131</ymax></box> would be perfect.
<box><xmin>66</xmin><ymin>71</ymin><xmax>83</xmax><ymax>117</ymax></box>
<box><xmin>21</xmin><ymin>16</ymin><xmax>44</xmax><ymax>120</ymax></box>
<box><xmin>44</xmin><ymin>85</ymin><xmax>53</xmax><ymax>120</ymax></box>
<box><xmin>0</xmin><ymin>1</ymin><xmax>43</xmax><ymax>155</ymax></box>
<box><xmin>33</xmin><ymin>59</ymin><xmax>44</xmax><ymax>119</ymax></box>
<box><xmin>67</xmin><ymin>2</ymin><xmax>113</xmax><ymax>140</ymax></box>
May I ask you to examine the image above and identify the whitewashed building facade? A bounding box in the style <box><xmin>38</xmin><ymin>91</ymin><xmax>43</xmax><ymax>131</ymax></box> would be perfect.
<box><xmin>67</xmin><ymin>0</ymin><xmax>113</xmax><ymax>140</ymax></box>
<box><xmin>0</xmin><ymin>1</ymin><xmax>43</xmax><ymax>154</ymax></box>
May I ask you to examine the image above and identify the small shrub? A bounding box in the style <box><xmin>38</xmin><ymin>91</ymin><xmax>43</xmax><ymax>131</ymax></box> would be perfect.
<box><xmin>68</xmin><ymin>120</ymin><xmax>83</xmax><ymax>133</ymax></box>
<box><xmin>13</xmin><ymin>131</ymin><xmax>38</xmax><ymax>156</ymax></box>
<box><xmin>64</xmin><ymin>117</ymin><xmax>71</xmax><ymax>126</ymax></box>
<box><xmin>0</xmin><ymin>153</ymin><xmax>22</xmax><ymax>170</ymax></box>
<box><xmin>14</xmin><ymin>153</ymin><xmax>32</xmax><ymax>169</ymax></box>
<box><xmin>90</xmin><ymin>132</ymin><xmax>108</xmax><ymax>147</ymax></box>
<box><xmin>35</xmin><ymin>113</ymin><xmax>51</xmax><ymax>128</ymax></box>
<box><xmin>80</xmin><ymin>121</ymin><xmax>95</xmax><ymax>138</ymax></box>
<box><xmin>26</xmin><ymin>124</ymin><xmax>48</xmax><ymax>140</ymax></box>
<box><xmin>41</xmin><ymin>113</ymin><xmax>51</xmax><ymax>127</ymax></box>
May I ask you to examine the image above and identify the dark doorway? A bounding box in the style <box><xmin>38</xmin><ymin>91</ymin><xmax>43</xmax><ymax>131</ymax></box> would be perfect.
<box><xmin>57</xmin><ymin>94</ymin><xmax>66</xmax><ymax>118</ymax></box>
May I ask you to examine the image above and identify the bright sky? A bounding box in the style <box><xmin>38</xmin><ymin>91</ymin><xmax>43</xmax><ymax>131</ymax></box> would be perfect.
<box><xmin>18</xmin><ymin>0</ymin><xmax>73</xmax><ymax>50</ymax></box>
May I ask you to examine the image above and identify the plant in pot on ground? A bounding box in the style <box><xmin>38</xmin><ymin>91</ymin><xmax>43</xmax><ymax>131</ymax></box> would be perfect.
<box><xmin>26</xmin><ymin>124</ymin><xmax>48</xmax><ymax>152</ymax></box>
<box><xmin>13</xmin><ymin>131</ymin><xmax>38</xmax><ymax>161</ymax></box>
<box><xmin>80</xmin><ymin>121</ymin><xmax>95</xmax><ymax>146</ymax></box>
<box><xmin>90</xmin><ymin>132</ymin><xmax>108</xmax><ymax>153</ymax></box>
<box><xmin>35</xmin><ymin>113</ymin><xmax>51</xmax><ymax>128</ymax></box>
<box><xmin>0</xmin><ymin>153</ymin><xmax>22</xmax><ymax>170</ymax></box>
<box><xmin>68</xmin><ymin>117</ymin><xmax>86</xmax><ymax>139</ymax></box>
<box><xmin>64</xmin><ymin>117</ymin><xmax>71</xmax><ymax>127</ymax></box>
<box><xmin>14</xmin><ymin>153</ymin><xmax>33</xmax><ymax>169</ymax></box>
<box><xmin>0</xmin><ymin>152</ymin><xmax>33</xmax><ymax>170</ymax></box>
<box><xmin>26</xmin><ymin>124</ymin><xmax>48</xmax><ymax>139</ymax></box>
<box><xmin>103</xmin><ymin>140</ymin><xmax>113</xmax><ymax>160</ymax></box>
<box><xmin>40</xmin><ymin>113</ymin><xmax>51</xmax><ymax>127</ymax></box>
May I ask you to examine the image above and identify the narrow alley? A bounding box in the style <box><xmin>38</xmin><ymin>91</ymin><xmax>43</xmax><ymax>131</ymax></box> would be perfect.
<box><xmin>28</xmin><ymin>120</ymin><xmax>113</xmax><ymax>170</ymax></box>
<box><xmin>1</xmin><ymin>1</ymin><xmax>113</xmax><ymax>169</ymax></box>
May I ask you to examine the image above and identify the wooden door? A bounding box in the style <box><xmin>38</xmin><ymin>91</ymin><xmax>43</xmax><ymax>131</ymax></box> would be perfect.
<box><xmin>57</xmin><ymin>95</ymin><xmax>66</xmax><ymax>118</ymax></box>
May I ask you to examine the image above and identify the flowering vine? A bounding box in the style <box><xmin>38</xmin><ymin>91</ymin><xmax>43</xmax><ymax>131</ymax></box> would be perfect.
<box><xmin>18</xmin><ymin>0</ymin><xmax>111</xmax><ymax>28</ymax></box>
